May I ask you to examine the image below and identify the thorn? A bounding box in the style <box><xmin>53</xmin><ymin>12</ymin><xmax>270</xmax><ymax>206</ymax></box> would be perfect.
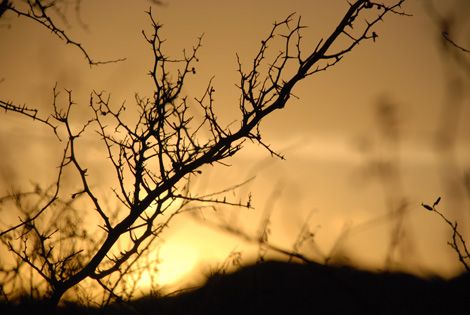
<box><xmin>372</xmin><ymin>32</ymin><xmax>378</xmax><ymax>42</ymax></box>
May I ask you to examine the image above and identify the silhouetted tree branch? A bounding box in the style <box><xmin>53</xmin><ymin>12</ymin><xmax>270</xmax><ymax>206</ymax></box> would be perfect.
<box><xmin>442</xmin><ymin>32</ymin><xmax>470</xmax><ymax>53</ymax></box>
<box><xmin>425</xmin><ymin>1</ymin><xmax>470</xmax><ymax>77</ymax></box>
<box><xmin>0</xmin><ymin>0</ymin><xmax>166</xmax><ymax>66</ymax></box>
<box><xmin>0</xmin><ymin>0</ymin><xmax>127</xmax><ymax>66</ymax></box>
<box><xmin>0</xmin><ymin>0</ymin><xmax>408</xmax><ymax>309</ymax></box>
<box><xmin>422</xmin><ymin>197</ymin><xmax>470</xmax><ymax>272</ymax></box>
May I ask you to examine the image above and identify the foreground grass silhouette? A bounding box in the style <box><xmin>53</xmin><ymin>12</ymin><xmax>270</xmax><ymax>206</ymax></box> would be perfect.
<box><xmin>2</xmin><ymin>260</ymin><xmax>469</xmax><ymax>315</ymax></box>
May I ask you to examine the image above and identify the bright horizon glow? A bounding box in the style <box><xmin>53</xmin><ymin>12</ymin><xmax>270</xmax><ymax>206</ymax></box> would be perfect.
<box><xmin>137</xmin><ymin>242</ymin><xmax>201</xmax><ymax>291</ymax></box>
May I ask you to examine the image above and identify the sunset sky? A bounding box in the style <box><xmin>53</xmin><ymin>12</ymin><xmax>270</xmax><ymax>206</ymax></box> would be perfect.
<box><xmin>1</xmin><ymin>0</ymin><xmax>469</xmax><ymax>293</ymax></box>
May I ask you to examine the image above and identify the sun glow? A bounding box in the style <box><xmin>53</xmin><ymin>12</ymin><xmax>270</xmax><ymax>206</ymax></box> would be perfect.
<box><xmin>137</xmin><ymin>241</ymin><xmax>201</xmax><ymax>292</ymax></box>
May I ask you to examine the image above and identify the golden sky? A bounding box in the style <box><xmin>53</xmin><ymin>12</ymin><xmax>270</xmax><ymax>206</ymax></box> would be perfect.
<box><xmin>1</xmin><ymin>0</ymin><xmax>469</xmax><ymax>293</ymax></box>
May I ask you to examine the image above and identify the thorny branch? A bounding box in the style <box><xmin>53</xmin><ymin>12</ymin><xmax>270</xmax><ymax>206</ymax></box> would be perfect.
<box><xmin>0</xmin><ymin>0</ymin><xmax>408</xmax><ymax>306</ymax></box>
<box><xmin>422</xmin><ymin>197</ymin><xmax>470</xmax><ymax>272</ymax></box>
<box><xmin>0</xmin><ymin>0</ymin><xmax>125</xmax><ymax>66</ymax></box>
<box><xmin>0</xmin><ymin>99</ymin><xmax>59</xmax><ymax>137</ymax></box>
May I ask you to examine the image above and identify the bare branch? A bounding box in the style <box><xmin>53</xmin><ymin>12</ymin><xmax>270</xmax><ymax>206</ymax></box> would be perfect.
<box><xmin>3</xmin><ymin>0</ymin><xmax>125</xmax><ymax>66</ymax></box>
<box><xmin>422</xmin><ymin>198</ymin><xmax>470</xmax><ymax>271</ymax></box>
<box><xmin>0</xmin><ymin>0</ymin><xmax>409</xmax><ymax>307</ymax></box>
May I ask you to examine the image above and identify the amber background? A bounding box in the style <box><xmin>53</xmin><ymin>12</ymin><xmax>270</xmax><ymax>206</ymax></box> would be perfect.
<box><xmin>1</xmin><ymin>0</ymin><xmax>469</xmax><ymax>290</ymax></box>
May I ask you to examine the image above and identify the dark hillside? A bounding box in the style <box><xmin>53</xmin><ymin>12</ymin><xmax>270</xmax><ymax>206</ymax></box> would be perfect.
<box><xmin>2</xmin><ymin>260</ymin><xmax>469</xmax><ymax>315</ymax></box>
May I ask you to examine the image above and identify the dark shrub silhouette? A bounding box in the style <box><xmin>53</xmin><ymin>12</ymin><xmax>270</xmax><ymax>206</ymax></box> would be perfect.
<box><xmin>2</xmin><ymin>260</ymin><xmax>469</xmax><ymax>315</ymax></box>
<box><xmin>128</xmin><ymin>261</ymin><xmax>470</xmax><ymax>315</ymax></box>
